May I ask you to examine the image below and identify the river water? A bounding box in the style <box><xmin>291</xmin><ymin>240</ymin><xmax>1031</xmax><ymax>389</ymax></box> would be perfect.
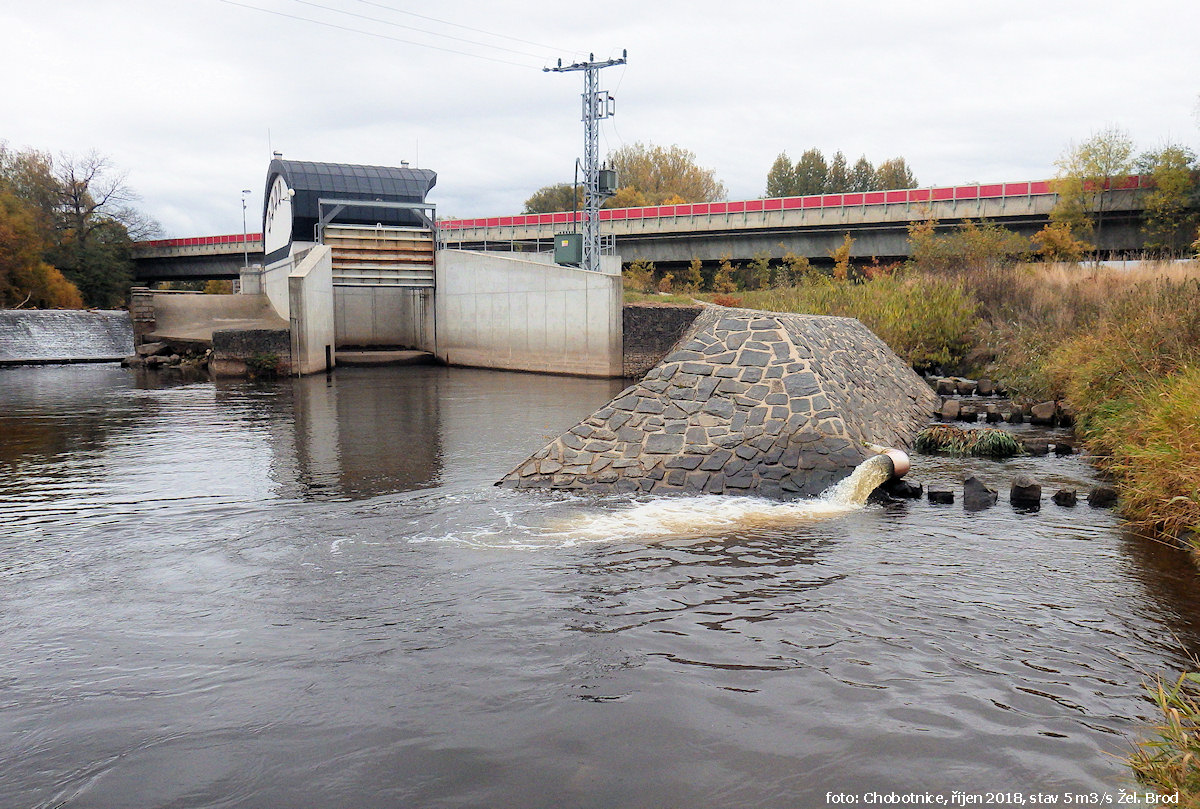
<box><xmin>2</xmin><ymin>363</ymin><xmax>1199</xmax><ymax>808</ymax></box>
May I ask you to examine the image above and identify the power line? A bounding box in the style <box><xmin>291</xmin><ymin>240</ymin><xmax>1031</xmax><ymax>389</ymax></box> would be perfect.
<box><xmin>351</xmin><ymin>0</ymin><xmax>561</xmax><ymax>55</ymax></box>
<box><xmin>286</xmin><ymin>0</ymin><xmax>549</xmax><ymax>60</ymax></box>
<box><xmin>216</xmin><ymin>0</ymin><xmax>539</xmax><ymax>69</ymax></box>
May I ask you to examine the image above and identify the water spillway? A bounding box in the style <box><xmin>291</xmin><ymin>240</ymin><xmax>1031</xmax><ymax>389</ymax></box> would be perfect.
<box><xmin>0</xmin><ymin>309</ymin><xmax>133</xmax><ymax>365</ymax></box>
<box><xmin>499</xmin><ymin>307</ymin><xmax>939</xmax><ymax>497</ymax></box>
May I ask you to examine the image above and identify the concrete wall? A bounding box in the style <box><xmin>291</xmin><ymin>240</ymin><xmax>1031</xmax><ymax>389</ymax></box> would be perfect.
<box><xmin>0</xmin><ymin>310</ymin><xmax>133</xmax><ymax>364</ymax></box>
<box><xmin>139</xmin><ymin>290</ymin><xmax>286</xmax><ymax>344</ymax></box>
<box><xmin>288</xmin><ymin>244</ymin><xmax>336</xmax><ymax>375</ymax></box>
<box><xmin>245</xmin><ymin>240</ymin><xmax>317</xmax><ymax>321</ymax></box>
<box><xmin>334</xmin><ymin>287</ymin><xmax>434</xmax><ymax>349</ymax></box>
<box><xmin>435</xmin><ymin>249</ymin><xmax>622</xmax><ymax>377</ymax></box>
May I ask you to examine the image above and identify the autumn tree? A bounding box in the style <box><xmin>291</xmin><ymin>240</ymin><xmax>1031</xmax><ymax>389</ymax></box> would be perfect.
<box><xmin>830</xmin><ymin>234</ymin><xmax>854</xmax><ymax>280</ymax></box>
<box><xmin>522</xmin><ymin>182</ymin><xmax>582</xmax><ymax>214</ymax></box>
<box><xmin>711</xmin><ymin>254</ymin><xmax>738</xmax><ymax>293</ymax></box>
<box><xmin>1135</xmin><ymin>144</ymin><xmax>1199</xmax><ymax>256</ymax></box>
<box><xmin>0</xmin><ymin>145</ymin><xmax>158</xmax><ymax>308</ymax></box>
<box><xmin>794</xmin><ymin>149</ymin><xmax>829</xmax><ymax>196</ymax></box>
<box><xmin>606</xmin><ymin>142</ymin><xmax>726</xmax><ymax>205</ymax></box>
<box><xmin>1049</xmin><ymin>126</ymin><xmax>1135</xmax><ymax>250</ymax></box>
<box><xmin>875</xmin><ymin>157</ymin><xmax>918</xmax><ymax>190</ymax></box>
<box><xmin>678</xmin><ymin>257</ymin><xmax>703</xmax><ymax>292</ymax></box>
<box><xmin>826</xmin><ymin>152</ymin><xmax>849</xmax><ymax>194</ymax></box>
<box><xmin>908</xmin><ymin>219</ymin><xmax>1028</xmax><ymax>275</ymax></box>
<box><xmin>765</xmin><ymin>152</ymin><xmax>796</xmax><ymax>197</ymax></box>
<box><xmin>848</xmin><ymin>156</ymin><xmax>876</xmax><ymax>192</ymax></box>
<box><xmin>0</xmin><ymin>191</ymin><xmax>83</xmax><ymax>308</ymax></box>
<box><xmin>1031</xmin><ymin>222</ymin><xmax>1093</xmax><ymax>262</ymax></box>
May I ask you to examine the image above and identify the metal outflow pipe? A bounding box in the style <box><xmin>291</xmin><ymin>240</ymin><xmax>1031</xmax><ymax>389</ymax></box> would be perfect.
<box><xmin>865</xmin><ymin>442</ymin><xmax>911</xmax><ymax>479</ymax></box>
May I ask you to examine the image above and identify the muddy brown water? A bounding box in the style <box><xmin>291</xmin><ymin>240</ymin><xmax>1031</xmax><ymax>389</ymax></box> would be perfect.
<box><xmin>2</xmin><ymin>364</ymin><xmax>1199</xmax><ymax>808</ymax></box>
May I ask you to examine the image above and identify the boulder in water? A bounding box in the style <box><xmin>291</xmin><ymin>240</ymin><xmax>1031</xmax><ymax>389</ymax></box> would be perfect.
<box><xmin>1009</xmin><ymin>475</ymin><xmax>1042</xmax><ymax>509</ymax></box>
<box><xmin>1053</xmin><ymin>488</ymin><xmax>1078</xmax><ymax>507</ymax></box>
<box><xmin>963</xmin><ymin>476</ymin><xmax>998</xmax><ymax>511</ymax></box>
<box><xmin>1030</xmin><ymin>401</ymin><xmax>1057</xmax><ymax>425</ymax></box>
<box><xmin>1088</xmin><ymin>486</ymin><xmax>1118</xmax><ymax>508</ymax></box>
<box><xmin>928</xmin><ymin>487</ymin><xmax>955</xmax><ymax>504</ymax></box>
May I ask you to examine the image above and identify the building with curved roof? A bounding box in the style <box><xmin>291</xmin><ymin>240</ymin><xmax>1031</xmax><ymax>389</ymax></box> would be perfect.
<box><xmin>262</xmin><ymin>157</ymin><xmax>437</xmax><ymax>264</ymax></box>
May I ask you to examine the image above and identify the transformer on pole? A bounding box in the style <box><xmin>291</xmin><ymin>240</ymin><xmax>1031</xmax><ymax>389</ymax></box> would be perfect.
<box><xmin>546</xmin><ymin>50</ymin><xmax>627</xmax><ymax>272</ymax></box>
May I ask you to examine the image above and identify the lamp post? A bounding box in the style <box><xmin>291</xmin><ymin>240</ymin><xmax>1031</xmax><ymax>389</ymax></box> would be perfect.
<box><xmin>241</xmin><ymin>189</ymin><xmax>252</xmax><ymax>270</ymax></box>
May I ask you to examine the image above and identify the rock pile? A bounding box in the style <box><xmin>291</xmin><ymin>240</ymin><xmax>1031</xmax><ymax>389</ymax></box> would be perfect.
<box><xmin>498</xmin><ymin>307</ymin><xmax>940</xmax><ymax>498</ymax></box>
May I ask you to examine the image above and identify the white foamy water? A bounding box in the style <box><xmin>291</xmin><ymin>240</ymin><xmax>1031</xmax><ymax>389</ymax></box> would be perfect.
<box><xmin>546</xmin><ymin>494</ymin><xmax>857</xmax><ymax>543</ymax></box>
<box><xmin>546</xmin><ymin>454</ymin><xmax>897</xmax><ymax>543</ymax></box>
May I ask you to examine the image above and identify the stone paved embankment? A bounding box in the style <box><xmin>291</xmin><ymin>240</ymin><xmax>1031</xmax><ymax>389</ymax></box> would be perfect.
<box><xmin>499</xmin><ymin>307</ymin><xmax>940</xmax><ymax>498</ymax></box>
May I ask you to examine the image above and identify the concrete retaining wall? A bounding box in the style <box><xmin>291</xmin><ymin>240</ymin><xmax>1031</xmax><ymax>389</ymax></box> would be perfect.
<box><xmin>0</xmin><ymin>310</ymin><xmax>133</xmax><ymax>364</ymax></box>
<box><xmin>334</xmin><ymin>287</ymin><xmax>434</xmax><ymax>349</ymax></box>
<box><xmin>288</xmin><ymin>244</ymin><xmax>336</xmax><ymax>375</ymax></box>
<box><xmin>435</xmin><ymin>249</ymin><xmax>623</xmax><ymax>377</ymax></box>
<box><xmin>210</xmin><ymin>328</ymin><xmax>292</xmax><ymax>377</ymax></box>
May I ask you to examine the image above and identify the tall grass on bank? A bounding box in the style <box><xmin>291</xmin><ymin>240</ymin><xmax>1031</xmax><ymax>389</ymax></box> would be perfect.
<box><xmin>1129</xmin><ymin>671</ymin><xmax>1200</xmax><ymax>803</ymax></box>
<box><xmin>735</xmin><ymin>274</ymin><xmax>978</xmax><ymax>371</ymax></box>
<box><xmin>986</xmin><ymin>268</ymin><xmax>1200</xmax><ymax>536</ymax></box>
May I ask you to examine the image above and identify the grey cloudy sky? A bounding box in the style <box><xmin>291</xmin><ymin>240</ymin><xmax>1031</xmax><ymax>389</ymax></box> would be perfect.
<box><xmin>3</xmin><ymin>0</ymin><xmax>1198</xmax><ymax>238</ymax></box>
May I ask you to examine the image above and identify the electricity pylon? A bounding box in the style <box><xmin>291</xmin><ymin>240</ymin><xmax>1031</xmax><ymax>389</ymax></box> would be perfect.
<box><xmin>546</xmin><ymin>50</ymin><xmax>626</xmax><ymax>272</ymax></box>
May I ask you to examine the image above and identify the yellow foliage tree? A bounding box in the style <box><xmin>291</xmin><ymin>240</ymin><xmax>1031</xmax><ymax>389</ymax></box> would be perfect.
<box><xmin>711</xmin><ymin>254</ymin><xmax>738</xmax><ymax>293</ymax></box>
<box><xmin>0</xmin><ymin>191</ymin><xmax>83</xmax><ymax>308</ymax></box>
<box><xmin>830</xmin><ymin>234</ymin><xmax>854</xmax><ymax>281</ymax></box>
<box><xmin>1031</xmin><ymin>222</ymin><xmax>1094</xmax><ymax>262</ymax></box>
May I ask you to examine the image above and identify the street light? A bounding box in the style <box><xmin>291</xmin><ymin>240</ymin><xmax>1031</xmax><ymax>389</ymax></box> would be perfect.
<box><xmin>241</xmin><ymin>189</ymin><xmax>252</xmax><ymax>271</ymax></box>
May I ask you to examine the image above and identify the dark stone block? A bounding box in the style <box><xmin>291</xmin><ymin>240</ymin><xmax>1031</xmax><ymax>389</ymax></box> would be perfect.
<box><xmin>681</xmin><ymin>362</ymin><xmax>714</xmax><ymax>376</ymax></box>
<box><xmin>740</xmin><ymin>350</ymin><xmax>771</xmax><ymax>367</ymax></box>
<box><xmin>735</xmin><ymin>444</ymin><xmax>759</xmax><ymax>460</ymax></box>
<box><xmin>725</xmin><ymin>475</ymin><xmax>754</xmax><ymax>488</ymax></box>
<box><xmin>665</xmin><ymin>455</ymin><xmax>703</xmax><ymax>470</ymax></box>
<box><xmin>963</xmin><ymin>476</ymin><xmax>998</xmax><ymax>511</ymax></box>
<box><xmin>1009</xmin><ymin>475</ymin><xmax>1042</xmax><ymax>508</ymax></box>
<box><xmin>784</xmin><ymin>372</ymin><xmax>821</xmax><ymax>397</ymax></box>
<box><xmin>1053</xmin><ymin>488</ymin><xmax>1077</xmax><ymax>507</ymax></box>
<box><xmin>702</xmin><ymin>398</ymin><xmax>735</xmax><ymax>419</ymax></box>
<box><xmin>726</xmin><ymin>331</ymin><xmax>750</xmax><ymax>349</ymax></box>
<box><xmin>882</xmin><ymin>478</ymin><xmax>923</xmax><ymax>499</ymax></box>
<box><xmin>700</xmin><ymin>449</ymin><xmax>733</xmax><ymax>471</ymax></box>
<box><xmin>666</xmin><ymin>469</ymin><xmax>688</xmax><ymax>486</ymax></box>
<box><xmin>1088</xmin><ymin>486</ymin><xmax>1118</xmax><ymax>508</ymax></box>
<box><xmin>616</xmin><ymin>426</ymin><xmax>644</xmax><ymax>443</ymax></box>
<box><xmin>741</xmin><ymin>367</ymin><xmax>764</xmax><ymax>383</ymax></box>
<box><xmin>645</xmin><ymin>433</ymin><xmax>685</xmax><ymax>454</ymax></box>
<box><xmin>928</xmin><ymin>487</ymin><xmax>954</xmax><ymax>504</ymax></box>
<box><xmin>1022</xmin><ymin>439</ymin><xmax>1050</xmax><ymax>456</ymax></box>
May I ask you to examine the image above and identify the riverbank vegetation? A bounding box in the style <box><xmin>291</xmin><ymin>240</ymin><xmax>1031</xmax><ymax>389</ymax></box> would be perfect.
<box><xmin>0</xmin><ymin>142</ymin><xmax>158</xmax><ymax>309</ymax></box>
<box><xmin>621</xmin><ymin>128</ymin><xmax>1200</xmax><ymax>541</ymax></box>
<box><xmin>1129</xmin><ymin>671</ymin><xmax>1200</xmax><ymax>800</ymax></box>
